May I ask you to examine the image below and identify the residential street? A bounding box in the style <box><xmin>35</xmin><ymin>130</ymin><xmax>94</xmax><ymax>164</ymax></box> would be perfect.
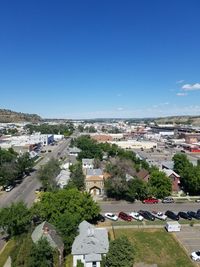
<box><xmin>0</xmin><ymin>136</ymin><xmax>74</xmax><ymax>208</ymax></box>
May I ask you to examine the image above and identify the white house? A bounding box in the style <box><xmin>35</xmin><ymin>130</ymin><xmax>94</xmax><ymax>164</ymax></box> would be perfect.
<box><xmin>72</xmin><ymin>221</ymin><xmax>109</xmax><ymax>267</ymax></box>
<box><xmin>56</xmin><ymin>170</ymin><xmax>71</xmax><ymax>189</ymax></box>
<box><xmin>82</xmin><ymin>159</ymin><xmax>94</xmax><ymax>170</ymax></box>
<box><xmin>69</xmin><ymin>147</ymin><xmax>81</xmax><ymax>157</ymax></box>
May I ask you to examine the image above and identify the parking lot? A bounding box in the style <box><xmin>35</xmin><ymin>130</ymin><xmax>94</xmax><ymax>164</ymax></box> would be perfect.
<box><xmin>175</xmin><ymin>226</ymin><xmax>200</xmax><ymax>264</ymax></box>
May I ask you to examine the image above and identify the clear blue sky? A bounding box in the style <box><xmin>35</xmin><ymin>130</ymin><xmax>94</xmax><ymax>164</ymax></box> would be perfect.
<box><xmin>0</xmin><ymin>0</ymin><xmax>200</xmax><ymax>119</ymax></box>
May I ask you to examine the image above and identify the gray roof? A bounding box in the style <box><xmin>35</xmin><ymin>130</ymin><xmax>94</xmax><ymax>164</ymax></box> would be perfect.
<box><xmin>86</xmin><ymin>169</ymin><xmax>103</xmax><ymax>176</ymax></box>
<box><xmin>72</xmin><ymin>221</ymin><xmax>109</xmax><ymax>256</ymax></box>
<box><xmin>31</xmin><ymin>221</ymin><xmax>64</xmax><ymax>251</ymax></box>
<box><xmin>56</xmin><ymin>170</ymin><xmax>70</xmax><ymax>188</ymax></box>
<box><xmin>82</xmin><ymin>158</ymin><xmax>94</xmax><ymax>164</ymax></box>
<box><xmin>162</xmin><ymin>160</ymin><xmax>197</xmax><ymax>170</ymax></box>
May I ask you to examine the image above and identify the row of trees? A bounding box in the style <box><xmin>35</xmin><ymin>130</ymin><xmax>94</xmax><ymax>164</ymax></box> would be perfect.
<box><xmin>25</xmin><ymin>123</ymin><xmax>74</xmax><ymax>136</ymax></box>
<box><xmin>0</xmin><ymin>148</ymin><xmax>34</xmax><ymax>186</ymax></box>
<box><xmin>105</xmin><ymin>168</ymin><xmax>172</xmax><ymax>201</ymax></box>
<box><xmin>173</xmin><ymin>153</ymin><xmax>200</xmax><ymax>195</ymax></box>
<box><xmin>71</xmin><ymin>135</ymin><xmax>149</xmax><ymax>171</ymax></box>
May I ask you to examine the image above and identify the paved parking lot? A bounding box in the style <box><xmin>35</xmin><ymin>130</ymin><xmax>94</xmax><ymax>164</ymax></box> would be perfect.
<box><xmin>175</xmin><ymin>226</ymin><xmax>200</xmax><ymax>265</ymax></box>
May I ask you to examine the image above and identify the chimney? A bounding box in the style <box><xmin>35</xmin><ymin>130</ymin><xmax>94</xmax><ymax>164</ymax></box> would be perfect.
<box><xmin>43</xmin><ymin>226</ymin><xmax>49</xmax><ymax>234</ymax></box>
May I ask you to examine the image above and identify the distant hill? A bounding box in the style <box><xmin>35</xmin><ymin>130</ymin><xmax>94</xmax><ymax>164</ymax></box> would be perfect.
<box><xmin>154</xmin><ymin>115</ymin><xmax>200</xmax><ymax>126</ymax></box>
<box><xmin>0</xmin><ymin>109</ymin><xmax>42</xmax><ymax>123</ymax></box>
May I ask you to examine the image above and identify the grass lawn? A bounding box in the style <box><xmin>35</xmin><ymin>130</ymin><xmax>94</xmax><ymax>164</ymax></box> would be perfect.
<box><xmin>0</xmin><ymin>240</ymin><xmax>16</xmax><ymax>267</ymax></box>
<box><xmin>65</xmin><ymin>254</ymin><xmax>73</xmax><ymax>267</ymax></box>
<box><xmin>114</xmin><ymin>229</ymin><xmax>194</xmax><ymax>267</ymax></box>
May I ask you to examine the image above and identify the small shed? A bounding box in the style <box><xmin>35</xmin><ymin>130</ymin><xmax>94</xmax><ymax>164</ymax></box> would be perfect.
<box><xmin>165</xmin><ymin>221</ymin><xmax>181</xmax><ymax>232</ymax></box>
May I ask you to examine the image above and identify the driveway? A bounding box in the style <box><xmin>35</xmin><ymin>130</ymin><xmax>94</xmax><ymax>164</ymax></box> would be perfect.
<box><xmin>175</xmin><ymin>226</ymin><xmax>200</xmax><ymax>265</ymax></box>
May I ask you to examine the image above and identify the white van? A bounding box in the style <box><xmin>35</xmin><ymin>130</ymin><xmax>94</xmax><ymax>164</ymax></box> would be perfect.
<box><xmin>165</xmin><ymin>221</ymin><xmax>181</xmax><ymax>232</ymax></box>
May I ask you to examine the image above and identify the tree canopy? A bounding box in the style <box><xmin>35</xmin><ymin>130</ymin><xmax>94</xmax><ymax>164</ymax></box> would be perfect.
<box><xmin>173</xmin><ymin>153</ymin><xmax>200</xmax><ymax>195</ymax></box>
<box><xmin>32</xmin><ymin>188</ymin><xmax>100</xmax><ymax>252</ymax></box>
<box><xmin>37</xmin><ymin>158</ymin><xmax>60</xmax><ymax>191</ymax></box>
<box><xmin>104</xmin><ymin>236</ymin><xmax>134</xmax><ymax>267</ymax></box>
<box><xmin>0</xmin><ymin>202</ymin><xmax>31</xmax><ymax>237</ymax></box>
<box><xmin>149</xmin><ymin>170</ymin><xmax>172</xmax><ymax>198</ymax></box>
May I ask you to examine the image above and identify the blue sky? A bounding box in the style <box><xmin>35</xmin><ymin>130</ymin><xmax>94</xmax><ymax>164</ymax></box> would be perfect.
<box><xmin>0</xmin><ymin>0</ymin><xmax>200</xmax><ymax>119</ymax></box>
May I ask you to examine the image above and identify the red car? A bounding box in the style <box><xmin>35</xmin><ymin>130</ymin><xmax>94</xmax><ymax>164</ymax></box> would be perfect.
<box><xmin>142</xmin><ymin>198</ymin><xmax>159</xmax><ymax>204</ymax></box>
<box><xmin>118</xmin><ymin>212</ymin><xmax>132</xmax><ymax>221</ymax></box>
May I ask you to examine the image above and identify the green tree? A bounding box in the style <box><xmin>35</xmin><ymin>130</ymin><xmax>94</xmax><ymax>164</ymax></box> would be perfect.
<box><xmin>69</xmin><ymin>162</ymin><xmax>85</xmax><ymax>190</ymax></box>
<box><xmin>0</xmin><ymin>202</ymin><xmax>31</xmax><ymax>237</ymax></box>
<box><xmin>105</xmin><ymin>176</ymin><xmax>127</xmax><ymax>200</ymax></box>
<box><xmin>149</xmin><ymin>170</ymin><xmax>172</xmax><ymax>198</ymax></box>
<box><xmin>105</xmin><ymin>236</ymin><xmax>134</xmax><ymax>267</ymax></box>
<box><xmin>29</xmin><ymin>238</ymin><xmax>54</xmax><ymax>267</ymax></box>
<box><xmin>17</xmin><ymin>152</ymin><xmax>34</xmax><ymax>176</ymax></box>
<box><xmin>32</xmin><ymin>188</ymin><xmax>100</xmax><ymax>251</ymax></box>
<box><xmin>172</xmin><ymin>153</ymin><xmax>192</xmax><ymax>177</ymax></box>
<box><xmin>126</xmin><ymin>178</ymin><xmax>148</xmax><ymax>201</ymax></box>
<box><xmin>38</xmin><ymin>158</ymin><xmax>60</xmax><ymax>191</ymax></box>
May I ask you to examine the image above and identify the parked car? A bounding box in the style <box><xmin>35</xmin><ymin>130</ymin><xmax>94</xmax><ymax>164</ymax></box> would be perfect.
<box><xmin>191</xmin><ymin>251</ymin><xmax>200</xmax><ymax>261</ymax></box>
<box><xmin>187</xmin><ymin>211</ymin><xmax>200</xmax><ymax>220</ymax></box>
<box><xmin>165</xmin><ymin>210</ymin><xmax>179</xmax><ymax>220</ymax></box>
<box><xmin>129</xmin><ymin>212</ymin><xmax>143</xmax><ymax>221</ymax></box>
<box><xmin>195</xmin><ymin>199</ymin><xmax>200</xmax><ymax>203</ymax></box>
<box><xmin>178</xmin><ymin>211</ymin><xmax>192</xmax><ymax>220</ymax></box>
<box><xmin>138</xmin><ymin>210</ymin><xmax>155</xmax><ymax>221</ymax></box>
<box><xmin>104</xmin><ymin>213</ymin><xmax>118</xmax><ymax>221</ymax></box>
<box><xmin>197</xmin><ymin>209</ymin><xmax>200</xmax><ymax>215</ymax></box>
<box><xmin>162</xmin><ymin>197</ymin><xmax>174</xmax><ymax>203</ymax></box>
<box><xmin>118</xmin><ymin>212</ymin><xmax>132</xmax><ymax>221</ymax></box>
<box><xmin>142</xmin><ymin>198</ymin><xmax>159</xmax><ymax>204</ymax></box>
<box><xmin>151</xmin><ymin>211</ymin><xmax>167</xmax><ymax>220</ymax></box>
<box><xmin>5</xmin><ymin>185</ymin><xmax>14</xmax><ymax>192</ymax></box>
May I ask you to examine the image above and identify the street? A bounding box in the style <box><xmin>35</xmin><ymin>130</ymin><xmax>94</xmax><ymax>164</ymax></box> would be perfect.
<box><xmin>99</xmin><ymin>200</ymin><xmax>200</xmax><ymax>214</ymax></box>
<box><xmin>0</xmin><ymin>135</ymin><xmax>75</xmax><ymax>208</ymax></box>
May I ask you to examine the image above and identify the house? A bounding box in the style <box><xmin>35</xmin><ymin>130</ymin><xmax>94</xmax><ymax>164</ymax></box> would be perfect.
<box><xmin>72</xmin><ymin>220</ymin><xmax>109</xmax><ymax>267</ymax></box>
<box><xmin>162</xmin><ymin>169</ymin><xmax>180</xmax><ymax>192</ymax></box>
<box><xmin>85</xmin><ymin>169</ymin><xmax>104</xmax><ymax>196</ymax></box>
<box><xmin>31</xmin><ymin>221</ymin><xmax>64</xmax><ymax>264</ymax></box>
<box><xmin>136</xmin><ymin>169</ymin><xmax>150</xmax><ymax>182</ymax></box>
<box><xmin>56</xmin><ymin>169</ymin><xmax>71</xmax><ymax>188</ymax></box>
<box><xmin>82</xmin><ymin>158</ymin><xmax>94</xmax><ymax>170</ymax></box>
<box><xmin>69</xmin><ymin>147</ymin><xmax>81</xmax><ymax>157</ymax></box>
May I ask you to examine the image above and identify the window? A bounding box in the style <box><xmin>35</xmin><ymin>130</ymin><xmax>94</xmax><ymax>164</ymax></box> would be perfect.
<box><xmin>92</xmin><ymin>262</ymin><xmax>97</xmax><ymax>267</ymax></box>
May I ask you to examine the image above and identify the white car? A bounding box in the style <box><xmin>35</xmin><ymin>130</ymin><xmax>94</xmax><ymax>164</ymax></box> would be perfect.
<box><xmin>129</xmin><ymin>212</ymin><xmax>143</xmax><ymax>221</ymax></box>
<box><xmin>104</xmin><ymin>213</ymin><xmax>118</xmax><ymax>221</ymax></box>
<box><xmin>151</xmin><ymin>211</ymin><xmax>167</xmax><ymax>220</ymax></box>
<box><xmin>191</xmin><ymin>251</ymin><xmax>200</xmax><ymax>261</ymax></box>
<box><xmin>5</xmin><ymin>185</ymin><xmax>14</xmax><ymax>192</ymax></box>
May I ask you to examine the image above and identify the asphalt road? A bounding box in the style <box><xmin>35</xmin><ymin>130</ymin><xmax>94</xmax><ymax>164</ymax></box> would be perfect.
<box><xmin>0</xmin><ymin>135</ymin><xmax>75</xmax><ymax>208</ymax></box>
<box><xmin>99</xmin><ymin>201</ymin><xmax>200</xmax><ymax>214</ymax></box>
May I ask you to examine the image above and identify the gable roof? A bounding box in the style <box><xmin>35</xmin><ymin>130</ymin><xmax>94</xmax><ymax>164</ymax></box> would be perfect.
<box><xmin>72</xmin><ymin>220</ymin><xmax>109</xmax><ymax>256</ymax></box>
<box><xmin>136</xmin><ymin>169</ymin><xmax>149</xmax><ymax>180</ymax></box>
<box><xmin>31</xmin><ymin>221</ymin><xmax>64</xmax><ymax>251</ymax></box>
<box><xmin>162</xmin><ymin>169</ymin><xmax>180</xmax><ymax>178</ymax></box>
<box><xmin>82</xmin><ymin>158</ymin><xmax>94</xmax><ymax>165</ymax></box>
<box><xmin>86</xmin><ymin>169</ymin><xmax>103</xmax><ymax>176</ymax></box>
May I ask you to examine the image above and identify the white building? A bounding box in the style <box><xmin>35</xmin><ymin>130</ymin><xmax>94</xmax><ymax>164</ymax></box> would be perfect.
<box><xmin>109</xmin><ymin>140</ymin><xmax>157</xmax><ymax>149</ymax></box>
<box><xmin>82</xmin><ymin>159</ymin><xmax>94</xmax><ymax>170</ymax></box>
<box><xmin>72</xmin><ymin>221</ymin><xmax>109</xmax><ymax>267</ymax></box>
<box><xmin>56</xmin><ymin>170</ymin><xmax>71</xmax><ymax>189</ymax></box>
